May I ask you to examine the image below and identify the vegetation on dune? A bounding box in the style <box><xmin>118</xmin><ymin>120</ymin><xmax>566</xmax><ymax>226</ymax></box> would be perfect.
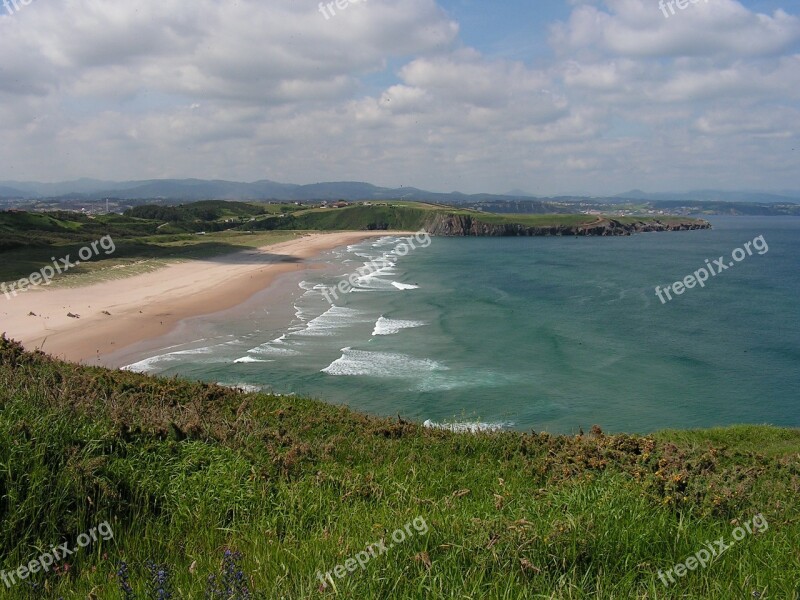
<box><xmin>0</xmin><ymin>231</ymin><xmax>301</xmax><ymax>287</ymax></box>
<box><xmin>0</xmin><ymin>336</ymin><xmax>798</xmax><ymax>598</ymax></box>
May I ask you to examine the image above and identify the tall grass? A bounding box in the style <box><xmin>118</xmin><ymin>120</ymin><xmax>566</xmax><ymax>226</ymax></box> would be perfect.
<box><xmin>0</xmin><ymin>336</ymin><xmax>798</xmax><ymax>598</ymax></box>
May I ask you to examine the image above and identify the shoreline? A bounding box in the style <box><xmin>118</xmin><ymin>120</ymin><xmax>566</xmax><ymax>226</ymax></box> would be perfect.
<box><xmin>100</xmin><ymin>265</ymin><xmax>319</xmax><ymax>371</ymax></box>
<box><xmin>0</xmin><ymin>231</ymin><xmax>406</xmax><ymax>365</ymax></box>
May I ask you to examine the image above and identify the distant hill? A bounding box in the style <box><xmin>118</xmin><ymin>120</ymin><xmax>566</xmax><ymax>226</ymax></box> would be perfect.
<box><xmin>0</xmin><ymin>186</ymin><xmax>27</xmax><ymax>198</ymax></box>
<box><xmin>2</xmin><ymin>178</ymin><xmax>799</xmax><ymax>209</ymax></box>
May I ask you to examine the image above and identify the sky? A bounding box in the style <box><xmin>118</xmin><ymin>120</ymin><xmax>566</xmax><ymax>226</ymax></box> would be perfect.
<box><xmin>0</xmin><ymin>0</ymin><xmax>798</xmax><ymax>195</ymax></box>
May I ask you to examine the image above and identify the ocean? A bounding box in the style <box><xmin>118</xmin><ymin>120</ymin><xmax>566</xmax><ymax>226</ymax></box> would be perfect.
<box><xmin>121</xmin><ymin>216</ymin><xmax>800</xmax><ymax>434</ymax></box>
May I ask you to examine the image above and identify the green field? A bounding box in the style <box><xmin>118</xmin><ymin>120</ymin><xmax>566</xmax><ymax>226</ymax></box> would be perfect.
<box><xmin>0</xmin><ymin>336</ymin><xmax>797</xmax><ymax>599</ymax></box>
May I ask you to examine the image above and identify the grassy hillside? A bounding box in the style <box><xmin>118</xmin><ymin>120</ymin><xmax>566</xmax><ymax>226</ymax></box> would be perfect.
<box><xmin>243</xmin><ymin>203</ymin><xmax>710</xmax><ymax>233</ymax></box>
<box><xmin>0</xmin><ymin>202</ymin><xmax>273</xmax><ymax>247</ymax></box>
<box><xmin>244</xmin><ymin>202</ymin><xmax>441</xmax><ymax>231</ymax></box>
<box><xmin>0</xmin><ymin>336</ymin><xmax>797</xmax><ymax>598</ymax></box>
<box><xmin>241</xmin><ymin>202</ymin><xmax>659</xmax><ymax>232</ymax></box>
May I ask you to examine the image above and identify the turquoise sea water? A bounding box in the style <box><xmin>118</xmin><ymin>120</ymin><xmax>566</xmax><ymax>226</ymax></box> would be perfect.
<box><xmin>123</xmin><ymin>216</ymin><xmax>800</xmax><ymax>434</ymax></box>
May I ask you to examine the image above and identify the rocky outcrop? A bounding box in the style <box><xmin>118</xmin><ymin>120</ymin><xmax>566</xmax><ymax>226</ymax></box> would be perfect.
<box><xmin>423</xmin><ymin>214</ymin><xmax>711</xmax><ymax>237</ymax></box>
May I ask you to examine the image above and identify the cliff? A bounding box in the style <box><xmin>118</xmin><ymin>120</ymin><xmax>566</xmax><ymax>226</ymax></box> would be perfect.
<box><xmin>423</xmin><ymin>213</ymin><xmax>711</xmax><ymax>237</ymax></box>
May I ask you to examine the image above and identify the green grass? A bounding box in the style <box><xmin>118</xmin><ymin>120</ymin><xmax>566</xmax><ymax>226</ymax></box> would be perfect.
<box><xmin>0</xmin><ymin>231</ymin><xmax>301</xmax><ymax>287</ymax></box>
<box><xmin>0</xmin><ymin>336</ymin><xmax>797</xmax><ymax>599</ymax></box>
<box><xmin>246</xmin><ymin>203</ymin><xmax>440</xmax><ymax>232</ymax></box>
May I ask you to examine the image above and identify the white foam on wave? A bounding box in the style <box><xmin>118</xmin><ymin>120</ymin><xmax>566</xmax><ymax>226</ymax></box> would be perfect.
<box><xmin>295</xmin><ymin>305</ymin><xmax>370</xmax><ymax>337</ymax></box>
<box><xmin>371</xmin><ymin>236</ymin><xmax>401</xmax><ymax>248</ymax></box>
<box><xmin>356</xmin><ymin>263</ymin><xmax>397</xmax><ymax>282</ymax></box>
<box><xmin>293</xmin><ymin>301</ymin><xmax>317</xmax><ymax>322</ymax></box>
<box><xmin>372</xmin><ymin>316</ymin><xmax>426</xmax><ymax>336</ymax></box>
<box><xmin>338</xmin><ymin>235</ymin><xmax>427</xmax><ymax>294</ymax></box>
<box><xmin>234</xmin><ymin>356</ymin><xmax>271</xmax><ymax>363</ymax></box>
<box><xmin>250</xmin><ymin>334</ymin><xmax>302</xmax><ymax>356</ymax></box>
<box><xmin>218</xmin><ymin>383</ymin><xmax>263</xmax><ymax>393</ymax></box>
<box><xmin>298</xmin><ymin>280</ymin><xmax>315</xmax><ymax>291</ymax></box>
<box><xmin>121</xmin><ymin>355</ymin><xmax>167</xmax><ymax>373</ymax></box>
<box><xmin>322</xmin><ymin>348</ymin><xmax>447</xmax><ymax>377</ymax></box>
<box><xmin>423</xmin><ymin>420</ymin><xmax>514</xmax><ymax>433</ymax></box>
<box><xmin>122</xmin><ymin>346</ymin><xmax>216</xmax><ymax>373</ymax></box>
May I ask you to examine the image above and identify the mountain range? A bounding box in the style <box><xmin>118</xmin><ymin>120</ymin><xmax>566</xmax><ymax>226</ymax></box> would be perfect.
<box><xmin>0</xmin><ymin>178</ymin><xmax>798</xmax><ymax>205</ymax></box>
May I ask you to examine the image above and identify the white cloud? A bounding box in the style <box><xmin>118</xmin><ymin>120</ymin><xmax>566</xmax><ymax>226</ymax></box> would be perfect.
<box><xmin>0</xmin><ymin>0</ymin><xmax>797</xmax><ymax>194</ymax></box>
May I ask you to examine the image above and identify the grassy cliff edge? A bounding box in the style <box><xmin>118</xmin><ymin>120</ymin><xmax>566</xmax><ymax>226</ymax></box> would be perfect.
<box><xmin>0</xmin><ymin>336</ymin><xmax>797</xmax><ymax>598</ymax></box>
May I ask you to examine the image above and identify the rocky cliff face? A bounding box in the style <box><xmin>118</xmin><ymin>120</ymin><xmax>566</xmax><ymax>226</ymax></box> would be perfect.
<box><xmin>423</xmin><ymin>214</ymin><xmax>711</xmax><ymax>237</ymax></box>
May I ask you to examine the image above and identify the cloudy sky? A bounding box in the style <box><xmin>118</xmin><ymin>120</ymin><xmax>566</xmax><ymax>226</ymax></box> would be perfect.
<box><xmin>0</xmin><ymin>0</ymin><xmax>798</xmax><ymax>195</ymax></box>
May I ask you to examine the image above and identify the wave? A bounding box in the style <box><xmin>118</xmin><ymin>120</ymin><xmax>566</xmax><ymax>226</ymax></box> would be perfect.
<box><xmin>422</xmin><ymin>420</ymin><xmax>514</xmax><ymax>433</ymax></box>
<box><xmin>341</xmin><ymin>238</ymin><xmax>422</xmax><ymax>293</ymax></box>
<box><xmin>249</xmin><ymin>334</ymin><xmax>302</xmax><ymax>356</ymax></box>
<box><xmin>372</xmin><ymin>316</ymin><xmax>426</xmax><ymax>336</ymax></box>
<box><xmin>233</xmin><ymin>356</ymin><xmax>271</xmax><ymax>363</ymax></box>
<box><xmin>218</xmin><ymin>383</ymin><xmax>263</xmax><ymax>393</ymax></box>
<box><xmin>122</xmin><ymin>345</ymin><xmax>216</xmax><ymax>373</ymax></box>
<box><xmin>322</xmin><ymin>348</ymin><xmax>448</xmax><ymax>377</ymax></box>
<box><xmin>295</xmin><ymin>305</ymin><xmax>370</xmax><ymax>337</ymax></box>
<box><xmin>121</xmin><ymin>355</ymin><xmax>169</xmax><ymax>373</ymax></box>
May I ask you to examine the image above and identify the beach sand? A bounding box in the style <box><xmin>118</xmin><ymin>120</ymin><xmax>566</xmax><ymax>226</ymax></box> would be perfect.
<box><xmin>0</xmin><ymin>231</ymin><xmax>401</xmax><ymax>364</ymax></box>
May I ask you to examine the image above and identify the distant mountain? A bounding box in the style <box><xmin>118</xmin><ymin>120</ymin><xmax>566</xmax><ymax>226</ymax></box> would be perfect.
<box><xmin>0</xmin><ymin>178</ymin><xmax>545</xmax><ymax>204</ymax></box>
<box><xmin>95</xmin><ymin>179</ymin><xmax>300</xmax><ymax>201</ymax></box>
<box><xmin>504</xmin><ymin>189</ymin><xmax>537</xmax><ymax>197</ymax></box>
<box><xmin>0</xmin><ymin>186</ymin><xmax>27</xmax><ymax>198</ymax></box>
<box><xmin>0</xmin><ymin>178</ymin><xmax>126</xmax><ymax>197</ymax></box>
<box><xmin>2</xmin><ymin>178</ymin><xmax>798</xmax><ymax>206</ymax></box>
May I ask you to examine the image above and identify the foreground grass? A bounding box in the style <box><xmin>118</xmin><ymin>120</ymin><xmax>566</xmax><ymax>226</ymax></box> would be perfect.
<box><xmin>0</xmin><ymin>336</ymin><xmax>798</xmax><ymax>598</ymax></box>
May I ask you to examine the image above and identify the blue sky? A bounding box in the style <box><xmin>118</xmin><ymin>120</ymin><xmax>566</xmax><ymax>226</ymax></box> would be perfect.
<box><xmin>442</xmin><ymin>0</ymin><xmax>800</xmax><ymax>59</ymax></box>
<box><xmin>437</xmin><ymin>0</ymin><xmax>569</xmax><ymax>60</ymax></box>
<box><xmin>0</xmin><ymin>0</ymin><xmax>798</xmax><ymax>194</ymax></box>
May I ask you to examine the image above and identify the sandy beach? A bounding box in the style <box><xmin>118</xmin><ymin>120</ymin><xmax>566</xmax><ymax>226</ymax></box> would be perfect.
<box><xmin>0</xmin><ymin>231</ymin><xmax>400</xmax><ymax>364</ymax></box>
